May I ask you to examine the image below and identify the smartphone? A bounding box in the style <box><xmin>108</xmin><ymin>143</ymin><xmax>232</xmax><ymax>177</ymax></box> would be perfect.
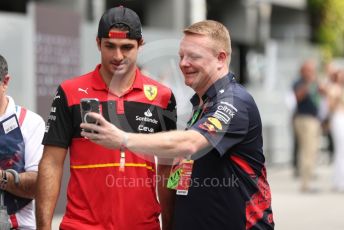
<box><xmin>80</xmin><ymin>98</ymin><xmax>100</xmax><ymax>132</ymax></box>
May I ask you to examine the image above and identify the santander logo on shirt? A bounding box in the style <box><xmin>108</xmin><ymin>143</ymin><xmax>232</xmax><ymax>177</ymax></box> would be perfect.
<box><xmin>144</xmin><ymin>109</ymin><xmax>153</xmax><ymax>117</ymax></box>
<box><xmin>136</xmin><ymin>109</ymin><xmax>158</xmax><ymax>124</ymax></box>
<box><xmin>136</xmin><ymin>109</ymin><xmax>158</xmax><ymax>133</ymax></box>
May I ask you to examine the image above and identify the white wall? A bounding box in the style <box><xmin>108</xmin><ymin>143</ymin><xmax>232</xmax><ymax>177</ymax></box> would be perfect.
<box><xmin>0</xmin><ymin>12</ymin><xmax>35</xmax><ymax>111</ymax></box>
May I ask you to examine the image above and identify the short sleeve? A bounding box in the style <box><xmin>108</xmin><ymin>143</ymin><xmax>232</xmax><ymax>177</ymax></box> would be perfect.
<box><xmin>42</xmin><ymin>86</ymin><xmax>73</xmax><ymax>148</ymax></box>
<box><xmin>191</xmin><ymin>98</ymin><xmax>249</xmax><ymax>156</ymax></box>
<box><xmin>160</xmin><ymin>92</ymin><xmax>177</xmax><ymax>131</ymax></box>
<box><xmin>23</xmin><ymin>113</ymin><xmax>45</xmax><ymax>171</ymax></box>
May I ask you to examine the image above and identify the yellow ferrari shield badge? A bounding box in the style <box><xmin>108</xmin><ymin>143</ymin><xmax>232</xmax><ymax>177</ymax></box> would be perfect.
<box><xmin>144</xmin><ymin>85</ymin><xmax>158</xmax><ymax>101</ymax></box>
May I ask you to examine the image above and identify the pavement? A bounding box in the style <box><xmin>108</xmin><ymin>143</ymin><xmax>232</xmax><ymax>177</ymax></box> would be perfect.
<box><xmin>52</xmin><ymin>163</ymin><xmax>344</xmax><ymax>230</ymax></box>
<box><xmin>268</xmin><ymin>164</ymin><xmax>344</xmax><ymax>230</ymax></box>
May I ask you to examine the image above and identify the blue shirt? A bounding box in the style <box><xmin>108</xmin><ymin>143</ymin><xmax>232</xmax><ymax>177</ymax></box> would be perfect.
<box><xmin>173</xmin><ymin>73</ymin><xmax>274</xmax><ymax>230</ymax></box>
<box><xmin>293</xmin><ymin>78</ymin><xmax>320</xmax><ymax>117</ymax></box>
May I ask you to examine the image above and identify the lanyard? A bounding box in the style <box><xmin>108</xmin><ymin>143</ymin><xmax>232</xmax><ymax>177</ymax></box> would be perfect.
<box><xmin>187</xmin><ymin>97</ymin><xmax>209</xmax><ymax>128</ymax></box>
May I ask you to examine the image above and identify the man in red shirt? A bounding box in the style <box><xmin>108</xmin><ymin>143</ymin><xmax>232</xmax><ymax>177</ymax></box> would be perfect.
<box><xmin>36</xmin><ymin>6</ymin><xmax>177</xmax><ymax>230</ymax></box>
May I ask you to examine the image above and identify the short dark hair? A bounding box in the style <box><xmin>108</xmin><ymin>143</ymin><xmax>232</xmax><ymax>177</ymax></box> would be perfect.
<box><xmin>0</xmin><ymin>54</ymin><xmax>8</xmax><ymax>81</ymax></box>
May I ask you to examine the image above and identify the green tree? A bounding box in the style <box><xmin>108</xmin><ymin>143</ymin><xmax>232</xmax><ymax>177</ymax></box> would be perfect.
<box><xmin>308</xmin><ymin>0</ymin><xmax>344</xmax><ymax>59</ymax></box>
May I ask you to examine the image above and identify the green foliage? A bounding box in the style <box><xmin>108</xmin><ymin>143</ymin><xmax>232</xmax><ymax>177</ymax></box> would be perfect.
<box><xmin>308</xmin><ymin>0</ymin><xmax>344</xmax><ymax>58</ymax></box>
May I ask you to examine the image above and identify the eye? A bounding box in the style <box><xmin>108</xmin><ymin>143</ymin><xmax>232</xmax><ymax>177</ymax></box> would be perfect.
<box><xmin>189</xmin><ymin>54</ymin><xmax>201</xmax><ymax>60</ymax></box>
<box><xmin>105</xmin><ymin>43</ymin><xmax>115</xmax><ymax>49</ymax></box>
<box><xmin>121</xmin><ymin>45</ymin><xmax>134</xmax><ymax>51</ymax></box>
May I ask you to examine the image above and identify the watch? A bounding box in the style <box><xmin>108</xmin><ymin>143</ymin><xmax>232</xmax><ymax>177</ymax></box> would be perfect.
<box><xmin>0</xmin><ymin>170</ymin><xmax>8</xmax><ymax>190</ymax></box>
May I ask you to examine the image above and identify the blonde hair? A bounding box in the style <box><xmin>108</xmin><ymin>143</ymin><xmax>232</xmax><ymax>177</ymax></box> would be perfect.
<box><xmin>183</xmin><ymin>20</ymin><xmax>231</xmax><ymax>57</ymax></box>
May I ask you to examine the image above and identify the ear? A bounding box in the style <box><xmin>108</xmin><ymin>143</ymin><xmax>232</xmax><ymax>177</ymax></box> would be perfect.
<box><xmin>218</xmin><ymin>51</ymin><xmax>227</xmax><ymax>63</ymax></box>
<box><xmin>138</xmin><ymin>38</ymin><xmax>144</xmax><ymax>47</ymax></box>
<box><xmin>2</xmin><ymin>75</ymin><xmax>10</xmax><ymax>88</ymax></box>
<box><xmin>217</xmin><ymin>51</ymin><xmax>227</xmax><ymax>68</ymax></box>
<box><xmin>96</xmin><ymin>37</ymin><xmax>101</xmax><ymax>51</ymax></box>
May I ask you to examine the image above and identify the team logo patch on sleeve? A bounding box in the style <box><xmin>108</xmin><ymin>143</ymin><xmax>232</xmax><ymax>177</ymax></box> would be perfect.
<box><xmin>207</xmin><ymin>117</ymin><xmax>222</xmax><ymax>131</ymax></box>
<box><xmin>199</xmin><ymin>117</ymin><xmax>223</xmax><ymax>133</ymax></box>
<box><xmin>144</xmin><ymin>85</ymin><xmax>158</xmax><ymax>101</ymax></box>
<box><xmin>199</xmin><ymin>122</ymin><xmax>216</xmax><ymax>133</ymax></box>
<box><xmin>213</xmin><ymin>101</ymin><xmax>237</xmax><ymax>124</ymax></box>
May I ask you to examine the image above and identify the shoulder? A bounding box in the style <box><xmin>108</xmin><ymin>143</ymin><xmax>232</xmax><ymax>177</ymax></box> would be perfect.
<box><xmin>139</xmin><ymin>73</ymin><xmax>175</xmax><ymax>108</ymax></box>
<box><xmin>209</xmin><ymin>83</ymin><xmax>259</xmax><ymax>121</ymax></box>
<box><xmin>140</xmin><ymin>73</ymin><xmax>173</xmax><ymax>96</ymax></box>
<box><xmin>58</xmin><ymin>70</ymin><xmax>96</xmax><ymax>106</ymax></box>
<box><xmin>15</xmin><ymin>106</ymin><xmax>45</xmax><ymax>137</ymax></box>
<box><xmin>220</xmin><ymin>81</ymin><xmax>255</xmax><ymax>106</ymax></box>
<box><xmin>292</xmin><ymin>79</ymin><xmax>303</xmax><ymax>89</ymax></box>
<box><xmin>17</xmin><ymin>106</ymin><xmax>45</xmax><ymax>127</ymax></box>
<box><xmin>61</xmin><ymin>71</ymin><xmax>93</xmax><ymax>90</ymax></box>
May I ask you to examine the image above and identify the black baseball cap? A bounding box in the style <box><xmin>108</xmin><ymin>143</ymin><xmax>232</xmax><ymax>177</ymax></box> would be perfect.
<box><xmin>97</xmin><ymin>6</ymin><xmax>142</xmax><ymax>40</ymax></box>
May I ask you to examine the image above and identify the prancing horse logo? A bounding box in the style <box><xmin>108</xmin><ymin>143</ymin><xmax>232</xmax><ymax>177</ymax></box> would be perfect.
<box><xmin>144</xmin><ymin>85</ymin><xmax>157</xmax><ymax>101</ymax></box>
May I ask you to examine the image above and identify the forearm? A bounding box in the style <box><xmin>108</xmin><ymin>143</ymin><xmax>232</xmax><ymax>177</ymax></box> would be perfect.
<box><xmin>295</xmin><ymin>85</ymin><xmax>308</xmax><ymax>102</ymax></box>
<box><xmin>126</xmin><ymin>130</ymin><xmax>200</xmax><ymax>158</ymax></box>
<box><xmin>157</xmin><ymin>164</ymin><xmax>175</xmax><ymax>230</ymax></box>
<box><xmin>2</xmin><ymin>171</ymin><xmax>37</xmax><ymax>199</ymax></box>
<box><xmin>36</xmin><ymin>150</ymin><xmax>65</xmax><ymax>229</ymax></box>
<box><xmin>80</xmin><ymin>113</ymin><xmax>210</xmax><ymax>158</ymax></box>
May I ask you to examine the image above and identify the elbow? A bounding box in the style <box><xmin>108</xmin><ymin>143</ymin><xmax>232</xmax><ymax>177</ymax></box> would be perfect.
<box><xmin>179</xmin><ymin>143</ymin><xmax>198</xmax><ymax>157</ymax></box>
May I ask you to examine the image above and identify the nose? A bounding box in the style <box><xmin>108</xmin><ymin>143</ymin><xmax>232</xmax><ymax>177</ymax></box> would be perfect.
<box><xmin>113</xmin><ymin>48</ymin><xmax>124</xmax><ymax>61</ymax></box>
<box><xmin>179</xmin><ymin>56</ymin><xmax>190</xmax><ymax>68</ymax></box>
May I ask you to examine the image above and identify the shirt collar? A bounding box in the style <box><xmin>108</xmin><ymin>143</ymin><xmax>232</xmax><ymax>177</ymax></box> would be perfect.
<box><xmin>91</xmin><ymin>64</ymin><xmax>144</xmax><ymax>91</ymax></box>
<box><xmin>0</xmin><ymin>96</ymin><xmax>16</xmax><ymax>121</ymax></box>
<box><xmin>189</xmin><ymin>72</ymin><xmax>236</xmax><ymax>106</ymax></box>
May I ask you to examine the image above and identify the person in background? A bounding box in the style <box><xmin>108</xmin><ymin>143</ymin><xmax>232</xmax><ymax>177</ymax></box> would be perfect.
<box><xmin>81</xmin><ymin>20</ymin><xmax>274</xmax><ymax>230</ymax></box>
<box><xmin>320</xmin><ymin>62</ymin><xmax>337</xmax><ymax>163</ymax></box>
<box><xmin>327</xmin><ymin>69</ymin><xmax>344</xmax><ymax>192</ymax></box>
<box><xmin>0</xmin><ymin>54</ymin><xmax>45</xmax><ymax>229</ymax></box>
<box><xmin>36</xmin><ymin>6</ymin><xmax>177</xmax><ymax>230</ymax></box>
<box><xmin>293</xmin><ymin>59</ymin><xmax>322</xmax><ymax>192</ymax></box>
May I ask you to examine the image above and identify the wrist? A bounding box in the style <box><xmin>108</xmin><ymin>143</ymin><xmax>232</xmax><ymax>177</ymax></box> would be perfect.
<box><xmin>0</xmin><ymin>170</ymin><xmax>8</xmax><ymax>190</ymax></box>
<box><xmin>121</xmin><ymin>132</ymin><xmax>129</xmax><ymax>149</ymax></box>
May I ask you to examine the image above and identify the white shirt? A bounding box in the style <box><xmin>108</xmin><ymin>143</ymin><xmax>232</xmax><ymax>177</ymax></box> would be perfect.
<box><xmin>0</xmin><ymin>96</ymin><xmax>45</xmax><ymax>230</ymax></box>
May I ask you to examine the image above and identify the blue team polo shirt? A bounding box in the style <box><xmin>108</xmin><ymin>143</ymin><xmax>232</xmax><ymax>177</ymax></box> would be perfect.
<box><xmin>173</xmin><ymin>73</ymin><xmax>274</xmax><ymax>230</ymax></box>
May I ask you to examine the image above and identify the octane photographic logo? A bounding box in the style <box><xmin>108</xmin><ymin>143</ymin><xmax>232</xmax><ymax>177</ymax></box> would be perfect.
<box><xmin>106</xmin><ymin>38</ymin><xmax>234</xmax><ymax>164</ymax></box>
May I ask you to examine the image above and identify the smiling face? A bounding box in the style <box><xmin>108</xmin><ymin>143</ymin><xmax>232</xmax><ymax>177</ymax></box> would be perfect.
<box><xmin>97</xmin><ymin>28</ymin><xmax>141</xmax><ymax>82</ymax></box>
<box><xmin>178</xmin><ymin>34</ymin><xmax>221</xmax><ymax>94</ymax></box>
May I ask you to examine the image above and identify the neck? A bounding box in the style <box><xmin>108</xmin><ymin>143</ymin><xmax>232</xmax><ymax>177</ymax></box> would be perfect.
<box><xmin>100</xmin><ymin>67</ymin><xmax>136</xmax><ymax>97</ymax></box>
<box><xmin>196</xmin><ymin>69</ymin><xmax>229</xmax><ymax>98</ymax></box>
<box><xmin>0</xmin><ymin>95</ymin><xmax>9</xmax><ymax>116</ymax></box>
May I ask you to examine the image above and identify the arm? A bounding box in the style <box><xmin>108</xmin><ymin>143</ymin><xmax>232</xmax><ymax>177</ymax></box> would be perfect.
<box><xmin>2</xmin><ymin>114</ymin><xmax>45</xmax><ymax>199</ymax></box>
<box><xmin>294</xmin><ymin>83</ymin><xmax>309</xmax><ymax>102</ymax></box>
<box><xmin>326</xmin><ymin>84</ymin><xmax>341</xmax><ymax>112</ymax></box>
<box><xmin>1</xmin><ymin>171</ymin><xmax>37</xmax><ymax>198</ymax></box>
<box><xmin>126</xmin><ymin>130</ymin><xmax>208</xmax><ymax>157</ymax></box>
<box><xmin>36</xmin><ymin>146</ymin><xmax>67</xmax><ymax>230</ymax></box>
<box><xmin>80</xmin><ymin>112</ymin><xmax>210</xmax><ymax>158</ymax></box>
<box><xmin>157</xmin><ymin>159</ymin><xmax>175</xmax><ymax>230</ymax></box>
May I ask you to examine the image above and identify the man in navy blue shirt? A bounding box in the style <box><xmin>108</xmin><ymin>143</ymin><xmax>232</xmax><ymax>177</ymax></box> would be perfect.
<box><xmin>81</xmin><ymin>20</ymin><xmax>274</xmax><ymax>230</ymax></box>
<box><xmin>293</xmin><ymin>60</ymin><xmax>322</xmax><ymax>192</ymax></box>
